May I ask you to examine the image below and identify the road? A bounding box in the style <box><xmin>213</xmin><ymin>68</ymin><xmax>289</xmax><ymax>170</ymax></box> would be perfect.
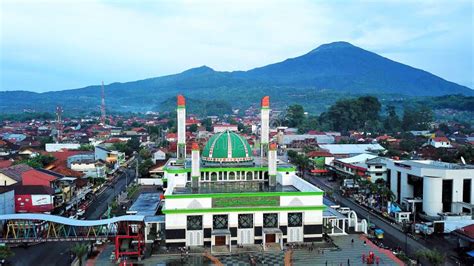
<box><xmin>307</xmin><ymin>174</ymin><xmax>460</xmax><ymax>265</ymax></box>
<box><xmin>9</xmin><ymin>168</ymin><xmax>135</xmax><ymax>266</ymax></box>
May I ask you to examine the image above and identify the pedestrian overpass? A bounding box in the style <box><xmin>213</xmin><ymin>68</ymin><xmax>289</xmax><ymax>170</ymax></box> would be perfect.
<box><xmin>0</xmin><ymin>213</ymin><xmax>147</xmax><ymax>260</ymax></box>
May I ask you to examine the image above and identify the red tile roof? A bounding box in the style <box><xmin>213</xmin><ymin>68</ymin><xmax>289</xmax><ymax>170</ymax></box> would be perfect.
<box><xmin>0</xmin><ymin>160</ymin><xmax>13</xmax><ymax>169</ymax></box>
<box><xmin>21</xmin><ymin>169</ymin><xmax>58</xmax><ymax>185</ymax></box>
<box><xmin>455</xmin><ymin>224</ymin><xmax>474</xmax><ymax>240</ymax></box>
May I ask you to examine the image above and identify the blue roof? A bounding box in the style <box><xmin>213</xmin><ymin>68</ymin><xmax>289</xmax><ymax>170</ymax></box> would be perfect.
<box><xmin>0</xmin><ymin>213</ymin><xmax>144</xmax><ymax>226</ymax></box>
<box><xmin>466</xmin><ymin>250</ymin><xmax>474</xmax><ymax>257</ymax></box>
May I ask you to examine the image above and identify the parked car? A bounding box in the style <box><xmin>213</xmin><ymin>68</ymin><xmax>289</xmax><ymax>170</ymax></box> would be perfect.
<box><xmin>338</xmin><ymin>207</ymin><xmax>351</xmax><ymax>214</ymax></box>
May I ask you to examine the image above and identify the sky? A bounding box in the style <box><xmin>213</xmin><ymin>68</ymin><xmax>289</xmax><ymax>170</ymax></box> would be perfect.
<box><xmin>1</xmin><ymin>0</ymin><xmax>473</xmax><ymax>92</ymax></box>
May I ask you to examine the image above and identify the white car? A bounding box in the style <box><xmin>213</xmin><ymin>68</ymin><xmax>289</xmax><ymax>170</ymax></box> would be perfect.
<box><xmin>338</xmin><ymin>207</ymin><xmax>351</xmax><ymax>214</ymax></box>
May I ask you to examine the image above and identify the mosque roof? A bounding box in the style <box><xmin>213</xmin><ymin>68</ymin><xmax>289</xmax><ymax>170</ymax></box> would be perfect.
<box><xmin>202</xmin><ymin>131</ymin><xmax>252</xmax><ymax>163</ymax></box>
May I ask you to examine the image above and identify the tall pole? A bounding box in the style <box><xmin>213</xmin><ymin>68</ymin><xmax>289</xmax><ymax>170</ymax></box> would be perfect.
<box><xmin>101</xmin><ymin>81</ymin><xmax>106</xmax><ymax>125</ymax></box>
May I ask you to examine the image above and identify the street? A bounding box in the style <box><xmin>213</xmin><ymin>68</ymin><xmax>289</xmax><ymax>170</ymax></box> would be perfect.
<box><xmin>9</xmin><ymin>168</ymin><xmax>135</xmax><ymax>266</ymax></box>
<box><xmin>306</xmin><ymin>174</ymin><xmax>459</xmax><ymax>265</ymax></box>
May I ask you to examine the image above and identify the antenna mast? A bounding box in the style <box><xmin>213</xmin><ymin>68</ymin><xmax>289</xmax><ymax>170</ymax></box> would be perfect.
<box><xmin>56</xmin><ymin>105</ymin><xmax>63</xmax><ymax>143</ymax></box>
<box><xmin>101</xmin><ymin>81</ymin><xmax>106</xmax><ymax>125</ymax></box>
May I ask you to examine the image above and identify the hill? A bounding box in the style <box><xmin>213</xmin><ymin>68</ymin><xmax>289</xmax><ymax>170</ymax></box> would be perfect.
<box><xmin>0</xmin><ymin>41</ymin><xmax>472</xmax><ymax>114</ymax></box>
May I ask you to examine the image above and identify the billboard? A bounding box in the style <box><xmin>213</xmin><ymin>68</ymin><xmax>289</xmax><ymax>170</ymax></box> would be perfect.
<box><xmin>31</xmin><ymin>195</ymin><xmax>53</xmax><ymax>206</ymax></box>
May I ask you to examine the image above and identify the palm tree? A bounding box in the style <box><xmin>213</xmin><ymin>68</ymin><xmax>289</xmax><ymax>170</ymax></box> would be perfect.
<box><xmin>71</xmin><ymin>243</ymin><xmax>89</xmax><ymax>266</ymax></box>
<box><xmin>0</xmin><ymin>245</ymin><xmax>14</xmax><ymax>261</ymax></box>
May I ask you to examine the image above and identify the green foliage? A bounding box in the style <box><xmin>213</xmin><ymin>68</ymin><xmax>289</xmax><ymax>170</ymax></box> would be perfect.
<box><xmin>402</xmin><ymin>105</ymin><xmax>433</xmax><ymax>131</ymax></box>
<box><xmin>287</xmin><ymin>150</ymin><xmax>311</xmax><ymax>172</ymax></box>
<box><xmin>415</xmin><ymin>249</ymin><xmax>445</xmax><ymax>266</ymax></box>
<box><xmin>189</xmin><ymin>124</ymin><xmax>198</xmax><ymax>133</ymax></box>
<box><xmin>78</xmin><ymin>144</ymin><xmax>94</xmax><ymax>151</ymax></box>
<box><xmin>320</xmin><ymin>96</ymin><xmax>381</xmax><ymax>131</ymax></box>
<box><xmin>0</xmin><ymin>245</ymin><xmax>14</xmax><ymax>260</ymax></box>
<box><xmin>201</xmin><ymin>118</ymin><xmax>213</xmax><ymax>131</ymax></box>
<box><xmin>298</xmin><ymin>115</ymin><xmax>319</xmax><ymax>133</ymax></box>
<box><xmin>138</xmin><ymin>158</ymin><xmax>154</xmax><ymax>178</ymax></box>
<box><xmin>285</xmin><ymin>104</ymin><xmax>305</xmax><ymax>128</ymax></box>
<box><xmin>116</xmin><ymin>120</ymin><xmax>124</xmax><ymax>127</ymax></box>
<box><xmin>139</xmin><ymin>148</ymin><xmax>152</xmax><ymax>159</ymax></box>
<box><xmin>383</xmin><ymin>105</ymin><xmax>401</xmax><ymax>133</ymax></box>
<box><xmin>14</xmin><ymin>154</ymin><xmax>56</xmax><ymax>168</ymax></box>
<box><xmin>71</xmin><ymin>243</ymin><xmax>88</xmax><ymax>266</ymax></box>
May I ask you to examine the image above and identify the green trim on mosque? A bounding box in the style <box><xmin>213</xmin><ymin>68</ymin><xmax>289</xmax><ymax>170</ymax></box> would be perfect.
<box><xmin>162</xmin><ymin>205</ymin><xmax>326</xmax><ymax>214</ymax></box>
<box><xmin>163</xmin><ymin>166</ymin><xmax>296</xmax><ymax>174</ymax></box>
<box><xmin>177</xmin><ymin>106</ymin><xmax>185</xmax><ymax>109</ymax></box>
<box><xmin>165</xmin><ymin>191</ymin><xmax>324</xmax><ymax>199</ymax></box>
<box><xmin>261</xmin><ymin>107</ymin><xmax>270</xmax><ymax>110</ymax></box>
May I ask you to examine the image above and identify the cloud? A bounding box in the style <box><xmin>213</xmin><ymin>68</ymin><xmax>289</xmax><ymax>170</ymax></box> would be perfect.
<box><xmin>1</xmin><ymin>0</ymin><xmax>472</xmax><ymax>91</ymax></box>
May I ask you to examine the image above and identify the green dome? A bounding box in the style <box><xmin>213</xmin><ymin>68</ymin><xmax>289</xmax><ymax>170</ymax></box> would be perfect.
<box><xmin>202</xmin><ymin>131</ymin><xmax>253</xmax><ymax>163</ymax></box>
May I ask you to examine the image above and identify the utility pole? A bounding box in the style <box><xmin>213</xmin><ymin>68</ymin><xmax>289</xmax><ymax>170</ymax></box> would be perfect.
<box><xmin>56</xmin><ymin>105</ymin><xmax>63</xmax><ymax>143</ymax></box>
<box><xmin>100</xmin><ymin>81</ymin><xmax>106</xmax><ymax>125</ymax></box>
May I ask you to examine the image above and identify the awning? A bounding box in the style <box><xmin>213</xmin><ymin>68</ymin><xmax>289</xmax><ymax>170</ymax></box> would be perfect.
<box><xmin>211</xmin><ymin>229</ymin><xmax>231</xmax><ymax>236</ymax></box>
<box><xmin>263</xmin><ymin>228</ymin><xmax>283</xmax><ymax>234</ymax></box>
<box><xmin>311</xmin><ymin>169</ymin><xmax>329</xmax><ymax>174</ymax></box>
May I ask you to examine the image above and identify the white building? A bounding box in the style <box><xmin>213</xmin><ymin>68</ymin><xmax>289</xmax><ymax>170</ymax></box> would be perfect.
<box><xmin>373</xmin><ymin>158</ymin><xmax>474</xmax><ymax>217</ymax></box>
<box><xmin>162</xmin><ymin>96</ymin><xmax>324</xmax><ymax>252</ymax></box>
<box><xmin>426</xmin><ymin>136</ymin><xmax>452</xmax><ymax>148</ymax></box>
<box><xmin>319</xmin><ymin>144</ymin><xmax>385</xmax><ymax>158</ymax></box>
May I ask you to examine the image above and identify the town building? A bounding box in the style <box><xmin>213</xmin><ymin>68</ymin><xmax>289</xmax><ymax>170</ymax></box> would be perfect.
<box><xmin>162</xmin><ymin>95</ymin><xmax>324</xmax><ymax>252</ymax></box>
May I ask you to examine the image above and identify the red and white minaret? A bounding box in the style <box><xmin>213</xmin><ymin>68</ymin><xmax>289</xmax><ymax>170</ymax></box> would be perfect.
<box><xmin>177</xmin><ymin>95</ymin><xmax>186</xmax><ymax>160</ymax></box>
<box><xmin>191</xmin><ymin>142</ymin><xmax>200</xmax><ymax>188</ymax></box>
<box><xmin>268</xmin><ymin>143</ymin><xmax>277</xmax><ymax>187</ymax></box>
<box><xmin>261</xmin><ymin>96</ymin><xmax>270</xmax><ymax>157</ymax></box>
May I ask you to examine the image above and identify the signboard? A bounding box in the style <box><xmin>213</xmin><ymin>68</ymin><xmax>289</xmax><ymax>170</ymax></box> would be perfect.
<box><xmin>212</xmin><ymin>196</ymin><xmax>280</xmax><ymax>208</ymax></box>
<box><xmin>31</xmin><ymin>195</ymin><xmax>53</xmax><ymax>206</ymax></box>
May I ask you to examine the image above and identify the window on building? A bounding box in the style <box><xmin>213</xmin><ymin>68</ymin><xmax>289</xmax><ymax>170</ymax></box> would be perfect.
<box><xmin>238</xmin><ymin>214</ymin><xmax>253</xmax><ymax>229</ymax></box>
<box><xmin>442</xmin><ymin>179</ymin><xmax>453</xmax><ymax>212</ymax></box>
<box><xmin>213</xmin><ymin>215</ymin><xmax>228</xmax><ymax>229</ymax></box>
<box><xmin>288</xmin><ymin>213</ymin><xmax>303</xmax><ymax>227</ymax></box>
<box><xmin>375</xmin><ymin>165</ymin><xmax>383</xmax><ymax>169</ymax></box>
<box><xmin>397</xmin><ymin>171</ymin><xmax>401</xmax><ymax>203</ymax></box>
<box><xmin>376</xmin><ymin>173</ymin><xmax>383</xmax><ymax>176</ymax></box>
<box><xmin>187</xmin><ymin>215</ymin><xmax>203</xmax><ymax>230</ymax></box>
<box><xmin>463</xmin><ymin>179</ymin><xmax>471</xmax><ymax>203</ymax></box>
<box><xmin>263</xmin><ymin>213</ymin><xmax>278</xmax><ymax>228</ymax></box>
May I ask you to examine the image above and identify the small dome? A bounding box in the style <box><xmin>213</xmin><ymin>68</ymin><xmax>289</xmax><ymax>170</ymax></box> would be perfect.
<box><xmin>202</xmin><ymin>131</ymin><xmax>253</xmax><ymax>163</ymax></box>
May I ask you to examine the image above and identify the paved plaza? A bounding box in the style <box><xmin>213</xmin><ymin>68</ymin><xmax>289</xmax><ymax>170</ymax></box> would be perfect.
<box><xmin>91</xmin><ymin>234</ymin><xmax>403</xmax><ymax>265</ymax></box>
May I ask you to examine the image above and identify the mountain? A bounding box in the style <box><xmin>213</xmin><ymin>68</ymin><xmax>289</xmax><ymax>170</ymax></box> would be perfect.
<box><xmin>1</xmin><ymin>41</ymin><xmax>472</xmax><ymax>114</ymax></box>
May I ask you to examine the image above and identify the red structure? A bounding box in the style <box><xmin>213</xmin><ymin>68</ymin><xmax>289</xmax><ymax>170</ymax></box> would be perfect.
<box><xmin>114</xmin><ymin>221</ymin><xmax>145</xmax><ymax>261</ymax></box>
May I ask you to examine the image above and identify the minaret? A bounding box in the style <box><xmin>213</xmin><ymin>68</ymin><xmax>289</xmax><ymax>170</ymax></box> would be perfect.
<box><xmin>268</xmin><ymin>143</ymin><xmax>277</xmax><ymax>187</ymax></box>
<box><xmin>261</xmin><ymin>96</ymin><xmax>270</xmax><ymax>157</ymax></box>
<box><xmin>177</xmin><ymin>95</ymin><xmax>186</xmax><ymax>161</ymax></box>
<box><xmin>191</xmin><ymin>142</ymin><xmax>200</xmax><ymax>189</ymax></box>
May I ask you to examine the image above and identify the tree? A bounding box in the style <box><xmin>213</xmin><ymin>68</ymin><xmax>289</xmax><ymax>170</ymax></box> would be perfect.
<box><xmin>189</xmin><ymin>124</ymin><xmax>198</xmax><ymax>133</ymax></box>
<box><xmin>71</xmin><ymin>243</ymin><xmax>88</xmax><ymax>266</ymax></box>
<box><xmin>402</xmin><ymin>105</ymin><xmax>433</xmax><ymax>131</ymax></box>
<box><xmin>139</xmin><ymin>158</ymin><xmax>154</xmax><ymax>178</ymax></box>
<box><xmin>14</xmin><ymin>154</ymin><xmax>56</xmax><ymax>168</ymax></box>
<box><xmin>415</xmin><ymin>250</ymin><xmax>445</xmax><ymax>266</ymax></box>
<box><xmin>298</xmin><ymin>115</ymin><xmax>319</xmax><ymax>134</ymax></box>
<box><xmin>116</xmin><ymin>120</ymin><xmax>124</xmax><ymax>127</ymax></box>
<box><xmin>201</xmin><ymin>118</ymin><xmax>213</xmax><ymax>132</ymax></box>
<box><xmin>286</xmin><ymin>105</ymin><xmax>305</xmax><ymax>128</ymax></box>
<box><xmin>383</xmin><ymin>105</ymin><xmax>401</xmax><ymax>133</ymax></box>
<box><xmin>139</xmin><ymin>148</ymin><xmax>152</xmax><ymax>160</ymax></box>
<box><xmin>0</xmin><ymin>245</ymin><xmax>14</xmax><ymax>261</ymax></box>
<box><xmin>78</xmin><ymin>144</ymin><xmax>94</xmax><ymax>151</ymax></box>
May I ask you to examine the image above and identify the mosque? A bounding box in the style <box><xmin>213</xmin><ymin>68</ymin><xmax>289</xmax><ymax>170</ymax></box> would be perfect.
<box><xmin>162</xmin><ymin>95</ymin><xmax>325</xmax><ymax>252</ymax></box>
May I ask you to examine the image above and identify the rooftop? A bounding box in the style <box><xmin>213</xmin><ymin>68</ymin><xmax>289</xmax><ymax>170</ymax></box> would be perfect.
<box><xmin>127</xmin><ymin>193</ymin><xmax>161</xmax><ymax>216</ymax></box>
<box><xmin>397</xmin><ymin>160</ymin><xmax>474</xmax><ymax>170</ymax></box>
<box><xmin>172</xmin><ymin>181</ymin><xmax>299</xmax><ymax>195</ymax></box>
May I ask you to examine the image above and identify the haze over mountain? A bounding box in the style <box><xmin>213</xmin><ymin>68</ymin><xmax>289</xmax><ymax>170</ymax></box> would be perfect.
<box><xmin>1</xmin><ymin>41</ymin><xmax>472</xmax><ymax>114</ymax></box>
